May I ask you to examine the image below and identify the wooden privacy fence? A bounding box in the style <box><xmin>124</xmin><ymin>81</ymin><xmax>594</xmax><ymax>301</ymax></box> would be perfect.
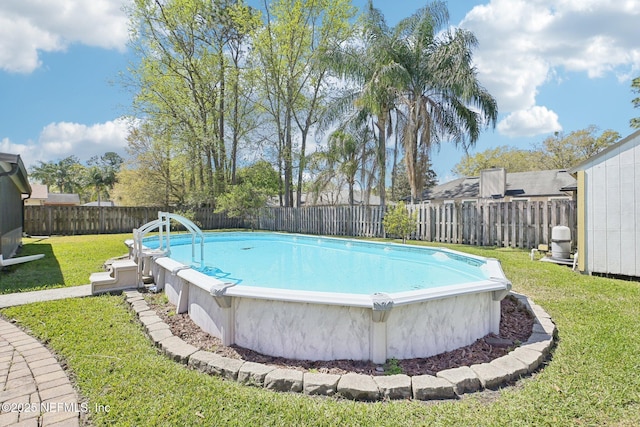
<box><xmin>23</xmin><ymin>206</ymin><xmax>244</xmax><ymax>236</ymax></box>
<box><xmin>259</xmin><ymin>200</ymin><xmax>576</xmax><ymax>249</ymax></box>
<box><xmin>407</xmin><ymin>200</ymin><xmax>576</xmax><ymax>248</ymax></box>
<box><xmin>258</xmin><ymin>205</ymin><xmax>386</xmax><ymax>237</ymax></box>
<box><xmin>24</xmin><ymin>200</ymin><xmax>576</xmax><ymax>249</ymax></box>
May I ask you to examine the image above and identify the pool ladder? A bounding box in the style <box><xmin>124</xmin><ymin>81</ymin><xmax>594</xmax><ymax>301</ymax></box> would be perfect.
<box><xmin>132</xmin><ymin>212</ymin><xmax>205</xmax><ymax>287</ymax></box>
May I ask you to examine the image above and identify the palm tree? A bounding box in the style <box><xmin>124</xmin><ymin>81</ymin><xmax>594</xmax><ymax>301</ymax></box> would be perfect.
<box><xmin>84</xmin><ymin>152</ymin><xmax>123</xmax><ymax>205</ymax></box>
<box><xmin>29</xmin><ymin>156</ymin><xmax>83</xmax><ymax>194</ymax></box>
<box><xmin>390</xmin><ymin>2</ymin><xmax>498</xmax><ymax>201</ymax></box>
<box><xmin>324</xmin><ymin>1</ymin><xmax>396</xmax><ymax>207</ymax></box>
<box><xmin>328</xmin><ymin>129</ymin><xmax>361</xmax><ymax>206</ymax></box>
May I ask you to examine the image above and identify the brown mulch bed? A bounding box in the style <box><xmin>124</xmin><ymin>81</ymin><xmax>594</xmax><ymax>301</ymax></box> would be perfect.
<box><xmin>144</xmin><ymin>294</ymin><xmax>534</xmax><ymax>376</ymax></box>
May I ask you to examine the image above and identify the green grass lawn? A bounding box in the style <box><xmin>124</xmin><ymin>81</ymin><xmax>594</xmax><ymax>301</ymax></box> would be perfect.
<box><xmin>1</xmin><ymin>234</ymin><xmax>639</xmax><ymax>426</ymax></box>
<box><xmin>0</xmin><ymin>234</ymin><xmax>130</xmax><ymax>294</ymax></box>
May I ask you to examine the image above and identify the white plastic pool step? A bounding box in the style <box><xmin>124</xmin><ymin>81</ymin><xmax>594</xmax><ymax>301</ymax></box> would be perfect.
<box><xmin>90</xmin><ymin>259</ymin><xmax>139</xmax><ymax>295</ymax></box>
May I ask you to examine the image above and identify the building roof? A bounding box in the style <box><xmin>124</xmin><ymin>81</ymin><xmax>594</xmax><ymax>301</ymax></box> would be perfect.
<box><xmin>305</xmin><ymin>189</ymin><xmax>381</xmax><ymax>206</ymax></box>
<box><xmin>422</xmin><ymin>176</ymin><xmax>479</xmax><ymax>200</ymax></box>
<box><xmin>420</xmin><ymin>169</ymin><xmax>576</xmax><ymax>201</ymax></box>
<box><xmin>568</xmin><ymin>128</ymin><xmax>640</xmax><ymax>173</ymax></box>
<box><xmin>27</xmin><ymin>184</ymin><xmax>82</xmax><ymax>205</ymax></box>
<box><xmin>83</xmin><ymin>200</ymin><xmax>115</xmax><ymax>207</ymax></box>
<box><xmin>29</xmin><ymin>184</ymin><xmax>48</xmax><ymax>200</ymax></box>
<box><xmin>0</xmin><ymin>152</ymin><xmax>31</xmax><ymax>195</ymax></box>
<box><xmin>506</xmin><ymin>169</ymin><xmax>576</xmax><ymax>197</ymax></box>
<box><xmin>45</xmin><ymin>193</ymin><xmax>81</xmax><ymax>205</ymax></box>
<box><xmin>268</xmin><ymin>189</ymin><xmax>382</xmax><ymax>206</ymax></box>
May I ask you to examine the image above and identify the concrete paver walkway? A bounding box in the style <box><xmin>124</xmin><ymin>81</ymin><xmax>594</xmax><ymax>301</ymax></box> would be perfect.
<box><xmin>0</xmin><ymin>320</ymin><xmax>80</xmax><ymax>426</ymax></box>
<box><xmin>0</xmin><ymin>286</ymin><xmax>91</xmax><ymax>426</ymax></box>
<box><xmin>0</xmin><ymin>286</ymin><xmax>91</xmax><ymax>309</ymax></box>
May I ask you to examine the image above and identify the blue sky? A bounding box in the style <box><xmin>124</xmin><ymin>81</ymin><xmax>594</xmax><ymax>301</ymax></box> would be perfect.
<box><xmin>1</xmin><ymin>0</ymin><xmax>639</xmax><ymax>184</ymax></box>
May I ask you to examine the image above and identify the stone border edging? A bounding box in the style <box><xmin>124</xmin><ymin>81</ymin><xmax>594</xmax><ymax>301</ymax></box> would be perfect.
<box><xmin>124</xmin><ymin>290</ymin><xmax>556</xmax><ymax>401</ymax></box>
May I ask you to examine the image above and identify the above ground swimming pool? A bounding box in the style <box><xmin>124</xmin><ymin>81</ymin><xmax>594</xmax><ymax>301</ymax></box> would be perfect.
<box><xmin>144</xmin><ymin>232</ymin><xmax>511</xmax><ymax>364</ymax></box>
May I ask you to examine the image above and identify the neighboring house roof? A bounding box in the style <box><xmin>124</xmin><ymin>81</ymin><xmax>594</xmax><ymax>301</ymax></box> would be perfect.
<box><xmin>45</xmin><ymin>193</ymin><xmax>81</xmax><ymax>205</ymax></box>
<box><xmin>0</xmin><ymin>152</ymin><xmax>31</xmax><ymax>195</ymax></box>
<box><xmin>421</xmin><ymin>176</ymin><xmax>479</xmax><ymax>200</ymax></box>
<box><xmin>419</xmin><ymin>169</ymin><xmax>576</xmax><ymax>201</ymax></box>
<box><xmin>306</xmin><ymin>189</ymin><xmax>381</xmax><ymax>206</ymax></box>
<box><xmin>506</xmin><ymin>169</ymin><xmax>576</xmax><ymax>197</ymax></box>
<box><xmin>25</xmin><ymin>184</ymin><xmax>80</xmax><ymax>206</ymax></box>
<box><xmin>25</xmin><ymin>184</ymin><xmax>82</xmax><ymax>205</ymax></box>
<box><xmin>268</xmin><ymin>190</ymin><xmax>382</xmax><ymax>207</ymax></box>
<box><xmin>29</xmin><ymin>183</ymin><xmax>48</xmax><ymax>200</ymax></box>
<box><xmin>83</xmin><ymin>200</ymin><xmax>115</xmax><ymax>207</ymax></box>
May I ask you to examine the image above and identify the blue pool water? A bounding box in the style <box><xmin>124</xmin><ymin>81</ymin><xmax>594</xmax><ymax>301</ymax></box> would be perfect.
<box><xmin>144</xmin><ymin>232</ymin><xmax>490</xmax><ymax>295</ymax></box>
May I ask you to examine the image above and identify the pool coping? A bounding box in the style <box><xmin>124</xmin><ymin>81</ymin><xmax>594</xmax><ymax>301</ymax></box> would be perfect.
<box><xmin>149</xmin><ymin>233</ymin><xmax>512</xmax><ymax>310</ymax></box>
<box><xmin>123</xmin><ymin>289</ymin><xmax>557</xmax><ymax>401</ymax></box>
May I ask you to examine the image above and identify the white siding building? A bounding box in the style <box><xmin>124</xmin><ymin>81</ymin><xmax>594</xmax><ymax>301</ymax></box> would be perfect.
<box><xmin>569</xmin><ymin>129</ymin><xmax>640</xmax><ymax>278</ymax></box>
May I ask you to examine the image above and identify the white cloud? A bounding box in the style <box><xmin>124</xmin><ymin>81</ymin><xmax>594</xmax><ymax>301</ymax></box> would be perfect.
<box><xmin>1</xmin><ymin>137</ymin><xmax>35</xmax><ymax>158</ymax></box>
<box><xmin>497</xmin><ymin>106</ymin><xmax>562</xmax><ymax>137</ymax></box>
<box><xmin>0</xmin><ymin>0</ymin><xmax>129</xmax><ymax>73</ymax></box>
<box><xmin>460</xmin><ymin>0</ymin><xmax>640</xmax><ymax>137</ymax></box>
<box><xmin>2</xmin><ymin>118</ymin><xmax>131</xmax><ymax>168</ymax></box>
<box><xmin>39</xmin><ymin>118</ymin><xmax>130</xmax><ymax>159</ymax></box>
<box><xmin>0</xmin><ymin>16</ymin><xmax>62</xmax><ymax>73</ymax></box>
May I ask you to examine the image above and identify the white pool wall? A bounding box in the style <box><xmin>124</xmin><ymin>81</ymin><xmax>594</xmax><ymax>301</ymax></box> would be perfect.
<box><xmin>148</xmin><ymin>234</ymin><xmax>511</xmax><ymax>364</ymax></box>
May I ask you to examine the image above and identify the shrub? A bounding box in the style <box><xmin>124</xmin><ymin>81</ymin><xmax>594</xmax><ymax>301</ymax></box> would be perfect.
<box><xmin>383</xmin><ymin>201</ymin><xmax>417</xmax><ymax>243</ymax></box>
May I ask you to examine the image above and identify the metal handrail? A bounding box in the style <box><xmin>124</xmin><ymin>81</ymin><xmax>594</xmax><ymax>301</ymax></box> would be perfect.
<box><xmin>132</xmin><ymin>212</ymin><xmax>205</xmax><ymax>286</ymax></box>
<box><xmin>159</xmin><ymin>212</ymin><xmax>204</xmax><ymax>266</ymax></box>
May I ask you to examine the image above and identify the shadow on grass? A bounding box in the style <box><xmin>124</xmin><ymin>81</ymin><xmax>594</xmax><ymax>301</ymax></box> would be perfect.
<box><xmin>0</xmin><ymin>240</ymin><xmax>64</xmax><ymax>294</ymax></box>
